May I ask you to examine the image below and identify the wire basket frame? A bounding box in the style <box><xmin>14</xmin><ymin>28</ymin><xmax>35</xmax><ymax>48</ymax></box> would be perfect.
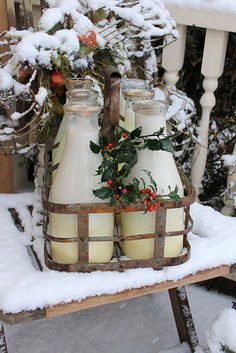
<box><xmin>42</xmin><ymin>156</ymin><xmax>195</xmax><ymax>273</ymax></box>
<box><xmin>42</xmin><ymin>65</ymin><xmax>195</xmax><ymax>273</ymax></box>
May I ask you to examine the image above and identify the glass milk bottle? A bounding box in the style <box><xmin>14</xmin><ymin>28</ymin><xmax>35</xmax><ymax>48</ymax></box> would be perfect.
<box><xmin>52</xmin><ymin>78</ymin><xmax>94</xmax><ymax>170</ymax></box>
<box><xmin>120</xmin><ymin>78</ymin><xmax>153</xmax><ymax>131</ymax></box>
<box><xmin>120</xmin><ymin>100</ymin><xmax>185</xmax><ymax>260</ymax></box>
<box><xmin>49</xmin><ymin>102</ymin><xmax>114</xmax><ymax>264</ymax></box>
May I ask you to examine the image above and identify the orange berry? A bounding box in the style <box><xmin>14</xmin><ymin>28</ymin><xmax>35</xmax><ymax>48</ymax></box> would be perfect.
<box><xmin>50</xmin><ymin>70</ymin><xmax>64</xmax><ymax>86</ymax></box>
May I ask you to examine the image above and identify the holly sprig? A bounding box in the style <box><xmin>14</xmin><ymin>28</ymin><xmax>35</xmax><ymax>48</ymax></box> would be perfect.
<box><xmin>90</xmin><ymin>126</ymin><xmax>181</xmax><ymax>211</ymax></box>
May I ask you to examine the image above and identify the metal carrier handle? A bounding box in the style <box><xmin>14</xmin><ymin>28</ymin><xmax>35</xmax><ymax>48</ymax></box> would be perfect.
<box><xmin>101</xmin><ymin>65</ymin><xmax>121</xmax><ymax>143</ymax></box>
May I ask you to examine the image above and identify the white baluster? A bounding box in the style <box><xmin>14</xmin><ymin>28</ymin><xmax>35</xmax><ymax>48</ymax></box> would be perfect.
<box><xmin>191</xmin><ymin>29</ymin><xmax>229</xmax><ymax>197</ymax></box>
<box><xmin>162</xmin><ymin>24</ymin><xmax>187</xmax><ymax>89</ymax></box>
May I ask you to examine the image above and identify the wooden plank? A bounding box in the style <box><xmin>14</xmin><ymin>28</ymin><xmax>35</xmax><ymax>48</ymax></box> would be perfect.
<box><xmin>5</xmin><ymin>0</ymin><xmax>16</xmax><ymax>28</ymax></box>
<box><xmin>46</xmin><ymin>265</ymin><xmax>230</xmax><ymax>319</ymax></box>
<box><xmin>0</xmin><ymin>1</ymin><xmax>14</xmax><ymax>194</ymax></box>
<box><xmin>0</xmin><ymin>308</ymin><xmax>46</xmax><ymax>325</ymax></box>
<box><xmin>23</xmin><ymin>0</ymin><xmax>34</xmax><ymax>27</ymax></box>
<box><xmin>169</xmin><ymin>286</ymin><xmax>199</xmax><ymax>352</ymax></box>
<box><xmin>0</xmin><ymin>265</ymin><xmax>231</xmax><ymax>324</ymax></box>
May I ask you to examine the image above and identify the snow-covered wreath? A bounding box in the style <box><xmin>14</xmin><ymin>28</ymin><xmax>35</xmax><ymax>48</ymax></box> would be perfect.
<box><xmin>0</xmin><ymin>0</ymin><xmax>195</xmax><ymax>156</ymax></box>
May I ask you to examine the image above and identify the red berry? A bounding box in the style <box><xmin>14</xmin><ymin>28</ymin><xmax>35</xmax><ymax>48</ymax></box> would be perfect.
<box><xmin>143</xmin><ymin>199</ymin><xmax>149</xmax><ymax>204</ymax></box>
<box><xmin>151</xmin><ymin>192</ymin><xmax>157</xmax><ymax>199</ymax></box>
<box><xmin>140</xmin><ymin>189</ymin><xmax>145</xmax><ymax>194</ymax></box>
<box><xmin>155</xmin><ymin>203</ymin><xmax>161</xmax><ymax>209</ymax></box>
<box><xmin>146</xmin><ymin>188</ymin><xmax>151</xmax><ymax>194</ymax></box>
<box><xmin>122</xmin><ymin>133</ymin><xmax>128</xmax><ymax>138</ymax></box>
<box><xmin>107</xmin><ymin>179</ymin><xmax>113</xmax><ymax>186</ymax></box>
<box><xmin>115</xmin><ymin>194</ymin><xmax>120</xmax><ymax>199</ymax></box>
<box><xmin>147</xmin><ymin>205</ymin><xmax>155</xmax><ymax>212</ymax></box>
<box><xmin>122</xmin><ymin>188</ymin><xmax>128</xmax><ymax>194</ymax></box>
<box><xmin>105</xmin><ymin>143</ymin><xmax>113</xmax><ymax>149</ymax></box>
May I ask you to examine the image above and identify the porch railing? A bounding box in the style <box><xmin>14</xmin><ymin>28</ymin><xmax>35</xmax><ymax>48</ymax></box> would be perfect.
<box><xmin>2</xmin><ymin>1</ymin><xmax>236</xmax><ymax>208</ymax></box>
<box><xmin>162</xmin><ymin>2</ymin><xmax>236</xmax><ymax>207</ymax></box>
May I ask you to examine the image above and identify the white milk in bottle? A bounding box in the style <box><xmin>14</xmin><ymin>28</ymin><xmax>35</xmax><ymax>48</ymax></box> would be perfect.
<box><xmin>120</xmin><ymin>100</ymin><xmax>185</xmax><ymax>259</ymax></box>
<box><xmin>50</xmin><ymin>102</ymin><xmax>114</xmax><ymax>264</ymax></box>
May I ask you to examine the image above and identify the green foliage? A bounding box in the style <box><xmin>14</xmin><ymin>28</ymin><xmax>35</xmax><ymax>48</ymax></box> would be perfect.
<box><xmin>90</xmin><ymin>126</ymin><xmax>181</xmax><ymax>210</ymax></box>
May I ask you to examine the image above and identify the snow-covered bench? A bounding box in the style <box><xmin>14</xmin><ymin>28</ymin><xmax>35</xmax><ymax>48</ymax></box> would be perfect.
<box><xmin>0</xmin><ymin>193</ymin><xmax>235</xmax><ymax>352</ymax></box>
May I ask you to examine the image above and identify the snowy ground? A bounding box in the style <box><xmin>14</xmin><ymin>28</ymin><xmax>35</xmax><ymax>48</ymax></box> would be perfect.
<box><xmin>5</xmin><ymin>284</ymin><xmax>234</xmax><ymax>353</ymax></box>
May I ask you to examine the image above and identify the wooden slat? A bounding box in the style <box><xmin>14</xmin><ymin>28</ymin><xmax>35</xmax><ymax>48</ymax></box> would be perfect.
<box><xmin>46</xmin><ymin>265</ymin><xmax>230</xmax><ymax>319</ymax></box>
<box><xmin>169</xmin><ymin>286</ymin><xmax>199</xmax><ymax>353</ymax></box>
<box><xmin>0</xmin><ymin>265</ymin><xmax>231</xmax><ymax>324</ymax></box>
<box><xmin>5</xmin><ymin>0</ymin><xmax>16</xmax><ymax>28</ymax></box>
<box><xmin>23</xmin><ymin>0</ymin><xmax>34</xmax><ymax>27</ymax></box>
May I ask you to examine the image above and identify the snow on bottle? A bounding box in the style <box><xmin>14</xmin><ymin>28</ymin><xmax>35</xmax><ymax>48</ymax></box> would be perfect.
<box><xmin>120</xmin><ymin>100</ymin><xmax>185</xmax><ymax>260</ymax></box>
<box><xmin>49</xmin><ymin>101</ymin><xmax>114</xmax><ymax>264</ymax></box>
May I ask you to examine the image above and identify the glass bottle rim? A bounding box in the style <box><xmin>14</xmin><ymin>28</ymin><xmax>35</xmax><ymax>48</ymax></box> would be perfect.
<box><xmin>132</xmin><ymin>99</ymin><xmax>169</xmax><ymax>114</ymax></box>
<box><xmin>123</xmin><ymin>89</ymin><xmax>154</xmax><ymax>99</ymax></box>
<box><xmin>65</xmin><ymin>78</ymin><xmax>93</xmax><ymax>91</ymax></box>
<box><xmin>68</xmin><ymin>89</ymin><xmax>98</xmax><ymax>99</ymax></box>
<box><xmin>121</xmin><ymin>78</ymin><xmax>149</xmax><ymax>89</ymax></box>
<box><xmin>64</xmin><ymin>102</ymin><xmax>101</xmax><ymax>113</ymax></box>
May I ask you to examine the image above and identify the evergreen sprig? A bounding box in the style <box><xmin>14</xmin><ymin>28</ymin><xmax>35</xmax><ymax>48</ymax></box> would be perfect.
<box><xmin>90</xmin><ymin>126</ymin><xmax>181</xmax><ymax>211</ymax></box>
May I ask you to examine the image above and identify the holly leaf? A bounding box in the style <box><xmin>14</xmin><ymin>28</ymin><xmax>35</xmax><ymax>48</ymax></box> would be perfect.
<box><xmin>146</xmin><ymin>139</ymin><xmax>162</xmax><ymax>151</ymax></box>
<box><xmin>168</xmin><ymin>186</ymin><xmax>182</xmax><ymax>202</ymax></box>
<box><xmin>99</xmin><ymin>134</ymin><xmax>108</xmax><ymax>147</ymax></box>
<box><xmin>160</xmin><ymin>138</ymin><xmax>173</xmax><ymax>153</ymax></box>
<box><xmin>90</xmin><ymin>141</ymin><xmax>101</xmax><ymax>154</ymax></box>
<box><xmin>93</xmin><ymin>187</ymin><xmax>113</xmax><ymax>200</ymax></box>
<box><xmin>130</xmin><ymin>126</ymin><xmax>142</xmax><ymax>139</ymax></box>
<box><xmin>101</xmin><ymin>167</ymin><xmax>114</xmax><ymax>182</ymax></box>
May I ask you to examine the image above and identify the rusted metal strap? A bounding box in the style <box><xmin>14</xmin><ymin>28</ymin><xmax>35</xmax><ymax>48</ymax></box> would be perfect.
<box><xmin>154</xmin><ymin>208</ymin><xmax>166</xmax><ymax>259</ymax></box>
<box><xmin>102</xmin><ymin>65</ymin><xmax>121</xmax><ymax>143</ymax></box>
<box><xmin>77</xmin><ymin>214</ymin><xmax>89</xmax><ymax>263</ymax></box>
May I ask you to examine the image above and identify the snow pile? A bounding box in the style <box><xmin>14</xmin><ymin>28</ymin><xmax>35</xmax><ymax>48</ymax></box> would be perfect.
<box><xmin>0</xmin><ymin>193</ymin><xmax>235</xmax><ymax>314</ymax></box>
<box><xmin>222</xmin><ymin>154</ymin><xmax>236</xmax><ymax>167</ymax></box>
<box><xmin>163</xmin><ymin>0</ymin><xmax>236</xmax><ymax>13</ymax></box>
<box><xmin>207</xmin><ymin>308</ymin><xmax>236</xmax><ymax>353</ymax></box>
<box><xmin>35</xmin><ymin>87</ymin><xmax>48</xmax><ymax>107</ymax></box>
<box><xmin>0</xmin><ymin>69</ymin><xmax>14</xmax><ymax>90</ymax></box>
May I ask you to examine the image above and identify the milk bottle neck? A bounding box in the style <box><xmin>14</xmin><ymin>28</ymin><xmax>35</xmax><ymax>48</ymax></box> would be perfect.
<box><xmin>132</xmin><ymin>100</ymin><xmax>168</xmax><ymax>136</ymax></box>
<box><xmin>64</xmin><ymin>103</ymin><xmax>101</xmax><ymax>134</ymax></box>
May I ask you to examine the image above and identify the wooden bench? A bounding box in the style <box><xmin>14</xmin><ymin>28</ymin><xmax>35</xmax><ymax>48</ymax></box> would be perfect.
<box><xmin>0</xmin><ymin>207</ymin><xmax>233</xmax><ymax>353</ymax></box>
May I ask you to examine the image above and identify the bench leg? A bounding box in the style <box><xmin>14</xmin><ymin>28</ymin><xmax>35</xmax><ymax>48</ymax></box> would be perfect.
<box><xmin>0</xmin><ymin>322</ymin><xmax>8</xmax><ymax>353</ymax></box>
<box><xmin>169</xmin><ymin>286</ymin><xmax>199</xmax><ymax>352</ymax></box>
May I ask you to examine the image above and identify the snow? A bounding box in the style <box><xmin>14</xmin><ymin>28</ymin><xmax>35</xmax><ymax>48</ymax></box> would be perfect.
<box><xmin>35</xmin><ymin>87</ymin><xmax>48</xmax><ymax>107</ymax></box>
<box><xmin>163</xmin><ymin>0</ymin><xmax>236</xmax><ymax>14</ymax></box>
<box><xmin>222</xmin><ymin>153</ymin><xmax>236</xmax><ymax>167</ymax></box>
<box><xmin>0</xmin><ymin>69</ymin><xmax>14</xmax><ymax>90</ymax></box>
<box><xmin>0</xmin><ymin>193</ymin><xmax>235</xmax><ymax>315</ymax></box>
<box><xmin>4</xmin><ymin>285</ymin><xmax>234</xmax><ymax>353</ymax></box>
<box><xmin>207</xmin><ymin>308</ymin><xmax>236</xmax><ymax>353</ymax></box>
